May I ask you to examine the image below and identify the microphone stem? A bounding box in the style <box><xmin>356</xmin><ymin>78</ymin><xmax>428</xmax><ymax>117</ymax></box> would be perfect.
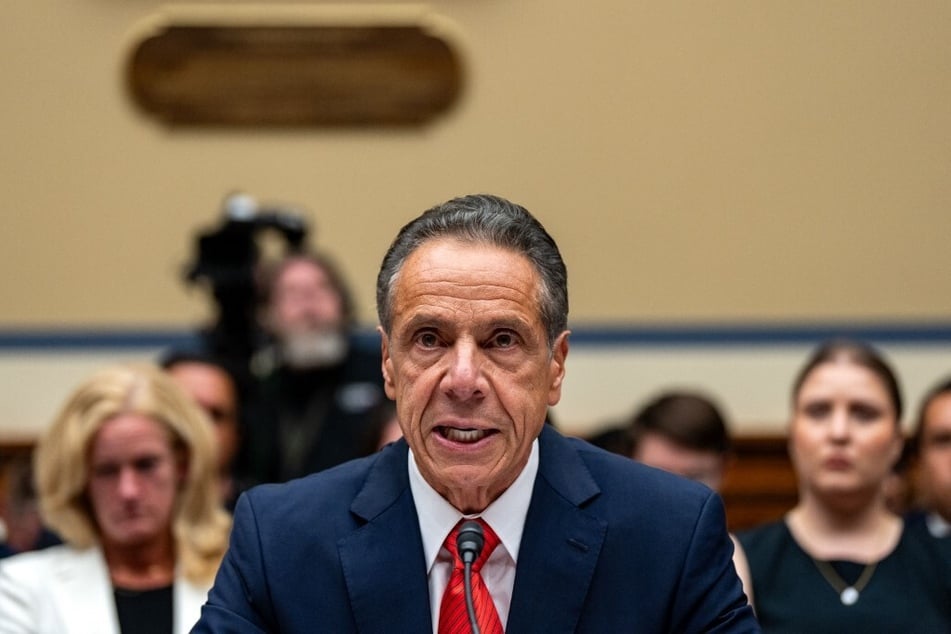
<box><xmin>463</xmin><ymin>561</ymin><xmax>481</xmax><ymax>634</ymax></box>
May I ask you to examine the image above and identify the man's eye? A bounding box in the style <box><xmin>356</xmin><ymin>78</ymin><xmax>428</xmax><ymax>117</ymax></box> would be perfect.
<box><xmin>416</xmin><ymin>332</ymin><xmax>440</xmax><ymax>348</ymax></box>
<box><xmin>491</xmin><ymin>332</ymin><xmax>518</xmax><ymax>348</ymax></box>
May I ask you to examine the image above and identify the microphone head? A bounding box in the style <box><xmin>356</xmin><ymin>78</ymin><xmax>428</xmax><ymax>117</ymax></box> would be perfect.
<box><xmin>456</xmin><ymin>520</ymin><xmax>485</xmax><ymax>565</ymax></box>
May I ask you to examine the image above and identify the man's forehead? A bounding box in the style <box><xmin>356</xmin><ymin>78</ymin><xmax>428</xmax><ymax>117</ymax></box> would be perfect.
<box><xmin>399</xmin><ymin>238</ymin><xmax>536</xmax><ymax>283</ymax></box>
<box><xmin>397</xmin><ymin>242</ymin><xmax>536</xmax><ymax>295</ymax></box>
<box><xmin>389</xmin><ymin>240</ymin><xmax>542</xmax><ymax>328</ymax></box>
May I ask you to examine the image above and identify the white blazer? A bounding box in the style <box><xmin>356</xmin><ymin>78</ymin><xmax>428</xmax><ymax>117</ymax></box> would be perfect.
<box><xmin>0</xmin><ymin>545</ymin><xmax>210</xmax><ymax>634</ymax></box>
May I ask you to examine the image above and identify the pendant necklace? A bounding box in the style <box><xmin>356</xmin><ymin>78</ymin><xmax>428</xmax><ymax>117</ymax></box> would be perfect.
<box><xmin>811</xmin><ymin>559</ymin><xmax>878</xmax><ymax>606</ymax></box>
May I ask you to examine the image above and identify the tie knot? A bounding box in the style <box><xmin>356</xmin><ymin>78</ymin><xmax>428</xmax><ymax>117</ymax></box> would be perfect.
<box><xmin>445</xmin><ymin>518</ymin><xmax>500</xmax><ymax>573</ymax></box>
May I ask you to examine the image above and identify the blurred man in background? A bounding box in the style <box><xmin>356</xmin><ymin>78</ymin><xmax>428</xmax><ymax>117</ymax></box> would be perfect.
<box><xmin>162</xmin><ymin>350</ymin><xmax>244</xmax><ymax>509</ymax></box>
<box><xmin>245</xmin><ymin>253</ymin><xmax>384</xmax><ymax>482</ymax></box>
<box><xmin>910</xmin><ymin>377</ymin><xmax>951</xmax><ymax>542</ymax></box>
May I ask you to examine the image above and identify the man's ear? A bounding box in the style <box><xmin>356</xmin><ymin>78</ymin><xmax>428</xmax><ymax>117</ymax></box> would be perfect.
<box><xmin>547</xmin><ymin>330</ymin><xmax>570</xmax><ymax>406</ymax></box>
<box><xmin>378</xmin><ymin>326</ymin><xmax>396</xmax><ymax>399</ymax></box>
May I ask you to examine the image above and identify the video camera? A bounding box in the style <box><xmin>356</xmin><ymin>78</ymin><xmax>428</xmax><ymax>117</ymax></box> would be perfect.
<box><xmin>185</xmin><ymin>192</ymin><xmax>311</xmax><ymax>368</ymax></box>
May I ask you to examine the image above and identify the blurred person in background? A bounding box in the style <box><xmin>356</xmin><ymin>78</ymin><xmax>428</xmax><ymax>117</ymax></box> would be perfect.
<box><xmin>582</xmin><ymin>422</ymin><xmax>633</xmax><ymax>456</ymax></box>
<box><xmin>0</xmin><ymin>363</ymin><xmax>231</xmax><ymax>633</ymax></box>
<box><xmin>630</xmin><ymin>390</ymin><xmax>733</xmax><ymax>491</ymax></box>
<box><xmin>160</xmin><ymin>350</ymin><xmax>245</xmax><ymax>510</ymax></box>
<box><xmin>881</xmin><ymin>443</ymin><xmax>914</xmax><ymax>516</ymax></box>
<box><xmin>244</xmin><ymin>252</ymin><xmax>384</xmax><ymax>482</ymax></box>
<box><xmin>360</xmin><ymin>399</ymin><xmax>402</xmax><ymax>456</ymax></box>
<box><xmin>736</xmin><ymin>340</ymin><xmax>951</xmax><ymax>631</ymax></box>
<box><xmin>0</xmin><ymin>455</ymin><xmax>59</xmax><ymax>559</ymax></box>
<box><xmin>908</xmin><ymin>377</ymin><xmax>951</xmax><ymax>542</ymax></box>
<box><xmin>180</xmin><ymin>196</ymin><xmax>385</xmax><ymax>484</ymax></box>
<box><xmin>629</xmin><ymin>390</ymin><xmax>752</xmax><ymax>600</ymax></box>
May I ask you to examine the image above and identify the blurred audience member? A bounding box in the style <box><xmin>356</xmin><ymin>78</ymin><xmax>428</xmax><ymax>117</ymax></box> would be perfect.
<box><xmin>0</xmin><ymin>455</ymin><xmax>59</xmax><ymax>559</ymax></box>
<box><xmin>737</xmin><ymin>340</ymin><xmax>951</xmax><ymax>631</ymax></box>
<box><xmin>882</xmin><ymin>442</ymin><xmax>914</xmax><ymax>516</ymax></box>
<box><xmin>583</xmin><ymin>423</ymin><xmax>633</xmax><ymax>456</ymax></box>
<box><xmin>630</xmin><ymin>391</ymin><xmax>732</xmax><ymax>491</ymax></box>
<box><xmin>628</xmin><ymin>390</ymin><xmax>751</xmax><ymax>600</ymax></box>
<box><xmin>161</xmin><ymin>350</ymin><xmax>245</xmax><ymax>510</ymax></box>
<box><xmin>909</xmin><ymin>377</ymin><xmax>951</xmax><ymax>539</ymax></box>
<box><xmin>245</xmin><ymin>252</ymin><xmax>384</xmax><ymax>482</ymax></box>
<box><xmin>0</xmin><ymin>363</ymin><xmax>231</xmax><ymax>633</ymax></box>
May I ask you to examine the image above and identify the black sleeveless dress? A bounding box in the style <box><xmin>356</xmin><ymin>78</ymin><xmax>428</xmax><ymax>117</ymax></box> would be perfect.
<box><xmin>738</xmin><ymin>520</ymin><xmax>951</xmax><ymax>633</ymax></box>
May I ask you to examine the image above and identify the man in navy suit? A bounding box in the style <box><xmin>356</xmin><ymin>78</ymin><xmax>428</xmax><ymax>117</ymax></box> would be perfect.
<box><xmin>193</xmin><ymin>194</ymin><xmax>759</xmax><ymax>633</ymax></box>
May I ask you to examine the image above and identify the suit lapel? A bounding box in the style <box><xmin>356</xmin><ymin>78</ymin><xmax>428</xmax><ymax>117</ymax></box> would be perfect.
<box><xmin>339</xmin><ymin>440</ymin><xmax>432</xmax><ymax>633</ymax></box>
<box><xmin>506</xmin><ymin>427</ymin><xmax>606</xmax><ymax>633</ymax></box>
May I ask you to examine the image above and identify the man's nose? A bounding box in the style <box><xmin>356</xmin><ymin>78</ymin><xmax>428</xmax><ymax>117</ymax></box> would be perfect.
<box><xmin>442</xmin><ymin>341</ymin><xmax>485</xmax><ymax>401</ymax></box>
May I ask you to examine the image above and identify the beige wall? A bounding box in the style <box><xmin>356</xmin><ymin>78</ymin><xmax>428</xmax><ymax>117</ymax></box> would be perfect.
<box><xmin>3</xmin><ymin>343</ymin><xmax>949</xmax><ymax>442</ymax></box>
<box><xmin>2</xmin><ymin>2</ymin><xmax>950</xmax><ymax>437</ymax></box>
<box><xmin>4</xmin><ymin>1</ymin><xmax>951</xmax><ymax>327</ymax></box>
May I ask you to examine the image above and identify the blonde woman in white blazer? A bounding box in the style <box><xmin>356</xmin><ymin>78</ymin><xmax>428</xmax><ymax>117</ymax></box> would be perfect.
<box><xmin>0</xmin><ymin>545</ymin><xmax>208</xmax><ymax>634</ymax></box>
<box><xmin>0</xmin><ymin>364</ymin><xmax>231</xmax><ymax>634</ymax></box>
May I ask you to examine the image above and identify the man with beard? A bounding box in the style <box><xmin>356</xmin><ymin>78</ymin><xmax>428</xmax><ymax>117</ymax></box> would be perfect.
<box><xmin>242</xmin><ymin>252</ymin><xmax>385</xmax><ymax>483</ymax></box>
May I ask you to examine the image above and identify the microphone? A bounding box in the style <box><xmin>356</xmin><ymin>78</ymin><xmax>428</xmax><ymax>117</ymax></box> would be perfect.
<box><xmin>456</xmin><ymin>520</ymin><xmax>485</xmax><ymax>634</ymax></box>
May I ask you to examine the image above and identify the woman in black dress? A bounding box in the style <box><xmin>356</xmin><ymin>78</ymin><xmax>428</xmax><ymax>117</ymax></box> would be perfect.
<box><xmin>737</xmin><ymin>339</ymin><xmax>951</xmax><ymax>632</ymax></box>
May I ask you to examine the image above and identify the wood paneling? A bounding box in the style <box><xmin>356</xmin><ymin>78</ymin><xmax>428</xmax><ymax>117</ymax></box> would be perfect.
<box><xmin>127</xmin><ymin>25</ymin><xmax>462</xmax><ymax>127</ymax></box>
<box><xmin>722</xmin><ymin>436</ymin><xmax>798</xmax><ymax>531</ymax></box>
<box><xmin>0</xmin><ymin>435</ymin><xmax>811</xmax><ymax>533</ymax></box>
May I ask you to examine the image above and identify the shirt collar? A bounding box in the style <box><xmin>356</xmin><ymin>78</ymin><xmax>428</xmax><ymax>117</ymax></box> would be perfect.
<box><xmin>408</xmin><ymin>439</ymin><xmax>539</xmax><ymax>574</ymax></box>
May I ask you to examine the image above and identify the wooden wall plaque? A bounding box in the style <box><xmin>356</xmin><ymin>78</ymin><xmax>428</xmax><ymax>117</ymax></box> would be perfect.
<box><xmin>127</xmin><ymin>24</ymin><xmax>462</xmax><ymax>127</ymax></box>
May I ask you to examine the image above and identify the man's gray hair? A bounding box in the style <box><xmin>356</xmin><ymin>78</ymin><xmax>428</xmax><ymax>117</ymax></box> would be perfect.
<box><xmin>376</xmin><ymin>194</ymin><xmax>568</xmax><ymax>347</ymax></box>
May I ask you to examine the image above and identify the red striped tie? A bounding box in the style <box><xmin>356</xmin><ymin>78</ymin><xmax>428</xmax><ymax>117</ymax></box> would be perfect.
<box><xmin>438</xmin><ymin>518</ymin><xmax>504</xmax><ymax>634</ymax></box>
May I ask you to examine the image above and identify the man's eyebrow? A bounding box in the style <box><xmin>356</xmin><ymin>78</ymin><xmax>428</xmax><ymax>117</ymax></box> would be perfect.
<box><xmin>398</xmin><ymin>314</ymin><xmax>532</xmax><ymax>335</ymax></box>
<box><xmin>485</xmin><ymin>317</ymin><xmax>533</xmax><ymax>333</ymax></box>
<box><xmin>399</xmin><ymin>313</ymin><xmax>451</xmax><ymax>334</ymax></box>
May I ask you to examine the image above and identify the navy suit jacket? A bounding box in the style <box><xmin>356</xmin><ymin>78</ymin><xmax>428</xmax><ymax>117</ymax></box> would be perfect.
<box><xmin>194</xmin><ymin>426</ymin><xmax>759</xmax><ymax>633</ymax></box>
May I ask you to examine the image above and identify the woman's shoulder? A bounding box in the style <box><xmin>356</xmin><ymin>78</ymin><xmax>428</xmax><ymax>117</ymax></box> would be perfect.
<box><xmin>1</xmin><ymin>544</ymin><xmax>101</xmax><ymax>579</ymax></box>
<box><xmin>735</xmin><ymin>518</ymin><xmax>804</xmax><ymax>577</ymax></box>
<box><xmin>736</xmin><ymin>519</ymin><xmax>789</xmax><ymax>551</ymax></box>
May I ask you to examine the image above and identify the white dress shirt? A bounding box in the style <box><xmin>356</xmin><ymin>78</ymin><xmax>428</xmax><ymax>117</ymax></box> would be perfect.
<box><xmin>408</xmin><ymin>440</ymin><xmax>539</xmax><ymax>633</ymax></box>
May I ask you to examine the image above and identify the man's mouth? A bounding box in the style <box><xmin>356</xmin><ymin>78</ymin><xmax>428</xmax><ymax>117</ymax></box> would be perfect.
<box><xmin>436</xmin><ymin>426</ymin><xmax>494</xmax><ymax>443</ymax></box>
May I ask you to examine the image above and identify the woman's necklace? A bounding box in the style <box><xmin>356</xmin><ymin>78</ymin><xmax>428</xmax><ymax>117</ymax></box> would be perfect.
<box><xmin>810</xmin><ymin>558</ymin><xmax>878</xmax><ymax>606</ymax></box>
